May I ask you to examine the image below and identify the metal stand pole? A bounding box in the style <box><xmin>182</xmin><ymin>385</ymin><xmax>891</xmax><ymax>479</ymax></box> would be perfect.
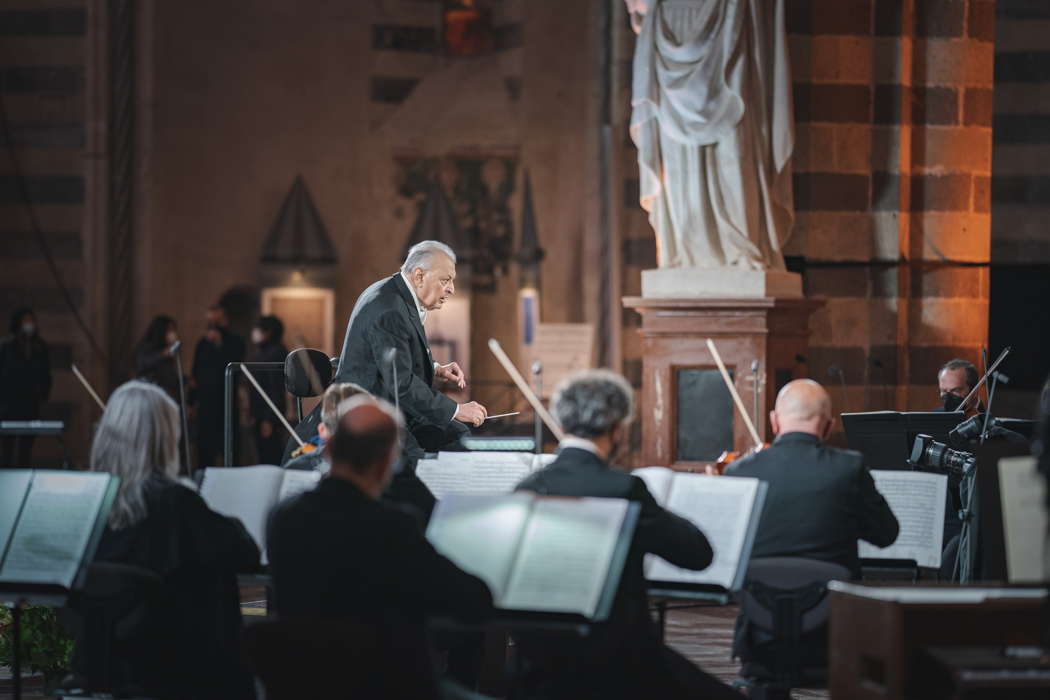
<box><xmin>174</xmin><ymin>351</ymin><xmax>192</xmax><ymax>476</ymax></box>
<box><xmin>224</xmin><ymin>363</ymin><xmax>236</xmax><ymax>467</ymax></box>
<box><xmin>531</xmin><ymin>362</ymin><xmax>543</xmax><ymax>454</ymax></box>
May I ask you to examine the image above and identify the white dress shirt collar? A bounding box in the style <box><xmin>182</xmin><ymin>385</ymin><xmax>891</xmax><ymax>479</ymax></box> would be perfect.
<box><xmin>400</xmin><ymin>271</ymin><xmax>427</xmax><ymax>325</ymax></box>
<box><xmin>558</xmin><ymin>436</ymin><xmax>603</xmax><ymax>456</ymax></box>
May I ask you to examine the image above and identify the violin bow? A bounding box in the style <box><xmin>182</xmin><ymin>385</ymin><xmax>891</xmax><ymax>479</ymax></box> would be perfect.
<box><xmin>71</xmin><ymin>363</ymin><xmax>107</xmax><ymax>411</ymax></box>
<box><xmin>240</xmin><ymin>364</ymin><xmax>305</xmax><ymax>448</ymax></box>
<box><xmin>487</xmin><ymin>339</ymin><xmax>565</xmax><ymax>442</ymax></box>
<box><xmin>705</xmin><ymin>339</ymin><xmax>763</xmax><ymax>449</ymax></box>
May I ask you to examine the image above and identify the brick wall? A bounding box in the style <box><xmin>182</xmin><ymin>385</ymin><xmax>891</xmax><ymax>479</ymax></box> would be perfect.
<box><xmin>0</xmin><ymin>4</ymin><xmax>90</xmax><ymax>466</ymax></box>
<box><xmin>618</xmin><ymin>0</ymin><xmax>996</xmax><ymax>448</ymax></box>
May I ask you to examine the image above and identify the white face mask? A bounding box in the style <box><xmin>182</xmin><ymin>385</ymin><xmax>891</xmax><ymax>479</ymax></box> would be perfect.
<box><xmin>21</xmin><ymin>323</ymin><xmax>35</xmax><ymax>336</ymax></box>
<box><xmin>251</xmin><ymin>328</ymin><xmax>265</xmax><ymax>345</ymax></box>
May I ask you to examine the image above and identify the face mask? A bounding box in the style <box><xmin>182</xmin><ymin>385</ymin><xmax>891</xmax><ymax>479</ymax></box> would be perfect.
<box><xmin>941</xmin><ymin>392</ymin><xmax>964</xmax><ymax>412</ymax></box>
<box><xmin>20</xmin><ymin>323</ymin><xmax>35</xmax><ymax>336</ymax></box>
<box><xmin>251</xmin><ymin>329</ymin><xmax>265</xmax><ymax>345</ymax></box>
<box><xmin>165</xmin><ymin>331</ymin><xmax>178</xmax><ymax>346</ymax></box>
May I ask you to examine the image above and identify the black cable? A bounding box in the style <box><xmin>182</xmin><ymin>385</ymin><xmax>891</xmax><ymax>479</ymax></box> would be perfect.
<box><xmin>0</xmin><ymin>57</ymin><xmax>108</xmax><ymax>362</ymax></box>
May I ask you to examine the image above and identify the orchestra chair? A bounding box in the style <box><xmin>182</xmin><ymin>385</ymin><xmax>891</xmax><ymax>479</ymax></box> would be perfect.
<box><xmin>242</xmin><ymin>617</ymin><xmax>441</xmax><ymax>700</ymax></box>
<box><xmin>58</xmin><ymin>562</ymin><xmax>162</xmax><ymax>698</ymax></box>
<box><xmin>733</xmin><ymin>557</ymin><xmax>850</xmax><ymax>700</ymax></box>
<box><xmin>283</xmin><ymin>348</ymin><xmax>334</xmax><ymax>422</ymax></box>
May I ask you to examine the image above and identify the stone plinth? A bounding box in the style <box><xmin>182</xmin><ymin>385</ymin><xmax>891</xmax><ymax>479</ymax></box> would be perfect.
<box><xmin>622</xmin><ymin>296</ymin><xmax>823</xmax><ymax>470</ymax></box>
<box><xmin>641</xmin><ymin>267</ymin><xmax>803</xmax><ymax>299</ymax></box>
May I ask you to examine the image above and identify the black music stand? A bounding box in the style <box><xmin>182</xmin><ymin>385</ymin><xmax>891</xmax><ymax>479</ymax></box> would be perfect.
<box><xmin>0</xmin><ymin>420</ymin><xmax>70</xmax><ymax>468</ymax></box>
<box><xmin>842</xmin><ymin>411</ymin><xmax>965</xmax><ymax>469</ymax></box>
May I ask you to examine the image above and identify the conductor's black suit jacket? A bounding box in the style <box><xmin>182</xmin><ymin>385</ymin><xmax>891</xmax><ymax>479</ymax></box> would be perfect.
<box><xmin>726</xmin><ymin>431</ymin><xmax>900</xmax><ymax>577</ymax></box>
<box><xmin>335</xmin><ymin>274</ymin><xmax>460</xmax><ymax>456</ymax></box>
<box><xmin>514</xmin><ymin>447</ymin><xmax>715</xmax><ymax>695</ymax></box>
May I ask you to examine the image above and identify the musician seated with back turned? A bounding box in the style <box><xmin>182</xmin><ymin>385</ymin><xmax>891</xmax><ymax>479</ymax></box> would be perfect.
<box><xmin>514</xmin><ymin>369</ymin><xmax>742</xmax><ymax>700</ymax></box>
<box><xmin>267</xmin><ymin>395</ymin><xmax>494</xmax><ymax>700</ymax></box>
<box><xmin>726</xmin><ymin>379</ymin><xmax>899</xmax><ymax>667</ymax></box>
<box><xmin>283</xmin><ymin>381</ymin><xmax>368</xmax><ymax>472</ymax></box>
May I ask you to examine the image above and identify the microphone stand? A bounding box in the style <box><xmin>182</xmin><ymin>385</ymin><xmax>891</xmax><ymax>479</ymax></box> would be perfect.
<box><xmin>172</xmin><ymin>341</ymin><xmax>193</xmax><ymax>477</ymax></box>
<box><xmin>532</xmin><ymin>361</ymin><xmax>543</xmax><ymax>454</ymax></box>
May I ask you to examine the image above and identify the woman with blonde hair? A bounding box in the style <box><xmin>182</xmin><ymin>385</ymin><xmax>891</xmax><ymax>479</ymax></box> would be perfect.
<box><xmin>75</xmin><ymin>380</ymin><xmax>260</xmax><ymax>698</ymax></box>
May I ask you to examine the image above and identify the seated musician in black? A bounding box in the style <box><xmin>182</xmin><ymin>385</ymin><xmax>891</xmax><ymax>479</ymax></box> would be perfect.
<box><xmin>514</xmin><ymin>370</ymin><xmax>741</xmax><ymax>700</ymax></box>
<box><xmin>726</xmin><ymin>379</ymin><xmax>899</xmax><ymax>667</ymax></box>
<box><xmin>283</xmin><ymin>380</ymin><xmax>368</xmax><ymax>472</ymax></box>
<box><xmin>74</xmin><ymin>380</ymin><xmax>261</xmax><ymax>699</ymax></box>
<box><xmin>267</xmin><ymin>396</ymin><xmax>494</xmax><ymax>699</ymax></box>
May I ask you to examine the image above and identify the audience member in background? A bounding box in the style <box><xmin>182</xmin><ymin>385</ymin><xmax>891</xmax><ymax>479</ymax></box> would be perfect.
<box><xmin>284</xmin><ymin>381</ymin><xmax>368</xmax><ymax>472</ymax></box>
<box><xmin>75</xmin><ymin>380</ymin><xmax>260</xmax><ymax>699</ymax></box>
<box><xmin>514</xmin><ymin>370</ymin><xmax>739</xmax><ymax>700</ymax></box>
<box><xmin>193</xmin><ymin>305</ymin><xmax>246</xmax><ymax>466</ymax></box>
<box><xmin>248</xmin><ymin>315</ymin><xmax>289</xmax><ymax>464</ymax></box>
<box><xmin>267</xmin><ymin>396</ymin><xmax>492</xmax><ymax>699</ymax></box>
<box><xmin>0</xmin><ymin>308</ymin><xmax>51</xmax><ymax>467</ymax></box>
<box><xmin>134</xmin><ymin>315</ymin><xmax>182</xmax><ymax>401</ymax></box>
<box><xmin>726</xmin><ymin>379</ymin><xmax>898</xmax><ymax>675</ymax></box>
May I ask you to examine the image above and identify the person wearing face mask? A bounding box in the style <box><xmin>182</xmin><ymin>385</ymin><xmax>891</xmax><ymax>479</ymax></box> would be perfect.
<box><xmin>134</xmin><ymin>315</ymin><xmax>182</xmax><ymax>402</ymax></box>
<box><xmin>934</xmin><ymin>358</ymin><xmax>982</xmax><ymax>414</ymax></box>
<box><xmin>248</xmin><ymin>315</ymin><xmax>289</xmax><ymax>465</ymax></box>
<box><xmin>192</xmin><ymin>305</ymin><xmax>246</xmax><ymax>467</ymax></box>
<box><xmin>513</xmin><ymin>370</ymin><xmax>734</xmax><ymax>700</ymax></box>
<box><xmin>0</xmin><ymin>308</ymin><xmax>52</xmax><ymax>467</ymax></box>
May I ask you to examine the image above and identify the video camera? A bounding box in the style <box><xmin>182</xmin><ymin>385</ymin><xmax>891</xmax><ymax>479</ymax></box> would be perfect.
<box><xmin>909</xmin><ymin>433</ymin><xmax>976</xmax><ymax>476</ymax></box>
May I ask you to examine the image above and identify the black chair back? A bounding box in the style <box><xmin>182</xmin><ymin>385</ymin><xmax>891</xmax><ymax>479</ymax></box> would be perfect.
<box><xmin>284</xmin><ymin>348</ymin><xmax>333</xmax><ymax>398</ymax></box>
<box><xmin>242</xmin><ymin>617</ymin><xmax>441</xmax><ymax>700</ymax></box>
<box><xmin>737</xmin><ymin>557</ymin><xmax>850</xmax><ymax>694</ymax></box>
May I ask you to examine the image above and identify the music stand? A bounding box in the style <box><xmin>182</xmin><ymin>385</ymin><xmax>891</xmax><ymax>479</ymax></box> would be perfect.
<box><xmin>842</xmin><ymin>411</ymin><xmax>965</xmax><ymax>469</ymax></box>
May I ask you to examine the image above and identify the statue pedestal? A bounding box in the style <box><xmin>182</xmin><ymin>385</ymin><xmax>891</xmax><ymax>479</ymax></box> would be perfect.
<box><xmin>641</xmin><ymin>267</ymin><xmax>803</xmax><ymax>298</ymax></box>
<box><xmin>622</xmin><ymin>295</ymin><xmax>822</xmax><ymax>470</ymax></box>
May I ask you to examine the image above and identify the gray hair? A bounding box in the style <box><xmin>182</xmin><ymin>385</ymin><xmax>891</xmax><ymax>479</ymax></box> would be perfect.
<box><xmin>552</xmin><ymin>369</ymin><xmax>635</xmax><ymax>439</ymax></box>
<box><xmin>90</xmin><ymin>380</ymin><xmax>181</xmax><ymax>529</ymax></box>
<box><xmin>400</xmin><ymin>240</ymin><xmax>457</xmax><ymax>275</ymax></box>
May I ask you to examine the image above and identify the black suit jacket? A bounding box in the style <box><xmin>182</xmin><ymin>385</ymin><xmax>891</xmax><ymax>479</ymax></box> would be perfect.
<box><xmin>335</xmin><ymin>274</ymin><xmax>459</xmax><ymax>455</ymax></box>
<box><xmin>266</xmin><ymin>476</ymin><xmax>492</xmax><ymax>623</ymax></box>
<box><xmin>726</xmin><ymin>432</ymin><xmax>899</xmax><ymax>577</ymax></box>
<box><xmin>514</xmin><ymin>447</ymin><xmax>713</xmax><ymax>680</ymax></box>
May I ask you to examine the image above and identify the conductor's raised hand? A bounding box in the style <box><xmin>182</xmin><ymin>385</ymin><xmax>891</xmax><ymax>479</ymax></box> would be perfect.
<box><xmin>454</xmin><ymin>401</ymin><xmax>488</xmax><ymax>427</ymax></box>
<box><xmin>435</xmin><ymin>361</ymin><xmax>467</xmax><ymax>389</ymax></box>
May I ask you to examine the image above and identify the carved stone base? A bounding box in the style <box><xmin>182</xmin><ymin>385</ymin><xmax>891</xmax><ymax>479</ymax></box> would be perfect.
<box><xmin>641</xmin><ymin>267</ymin><xmax>803</xmax><ymax>298</ymax></box>
<box><xmin>622</xmin><ymin>296</ymin><xmax>823</xmax><ymax>470</ymax></box>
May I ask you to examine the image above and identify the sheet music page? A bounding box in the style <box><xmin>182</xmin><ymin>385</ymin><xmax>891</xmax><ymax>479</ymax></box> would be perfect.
<box><xmin>417</xmin><ymin>452</ymin><xmax>537</xmax><ymax>499</ymax></box>
<box><xmin>426</xmin><ymin>493</ymin><xmax>534</xmax><ymax>600</ymax></box>
<box><xmin>277</xmin><ymin>469</ymin><xmax>322</xmax><ymax>502</ymax></box>
<box><xmin>998</xmin><ymin>456</ymin><xmax>1047</xmax><ymax>582</ymax></box>
<box><xmin>633</xmin><ymin>466</ymin><xmax>675</xmax><ymax>505</ymax></box>
<box><xmin>199</xmin><ymin>466</ymin><xmax>284</xmax><ymax>557</ymax></box>
<box><xmin>502</xmin><ymin>497</ymin><xmax>629</xmax><ymax>617</ymax></box>
<box><xmin>0</xmin><ymin>472</ymin><xmax>111</xmax><ymax>587</ymax></box>
<box><xmin>645</xmin><ymin>474</ymin><xmax>761</xmax><ymax>589</ymax></box>
<box><xmin>0</xmin><ymin>470</ymin><xmax>33</xmax><ymax>563</ymax></box>
<box><xmin>859</xmin><ymin>470</ymin><xmax>946</xmax><ymax>568</ymax></box>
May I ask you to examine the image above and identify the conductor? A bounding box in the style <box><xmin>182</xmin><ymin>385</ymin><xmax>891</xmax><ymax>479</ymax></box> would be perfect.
<box><xmin>335</xmin><ymin>240</ymin><xmax>488</xmax><ymax>457</ymax></box>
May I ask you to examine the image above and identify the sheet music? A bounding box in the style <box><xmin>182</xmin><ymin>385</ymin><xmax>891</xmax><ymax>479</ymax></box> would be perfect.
<box><xmin>417</xmin><ymin>452</ymin><xmax>539</xmax><ymax>499</ymax></box>
<box><xmin>0</xmin><ymin>470</ymin><xmax>32</xmax><ymax>563</ymax></box>
<box><xmin>0</xmin><ymin>472</ymin><xmax>111</xmax><ymax>587</ymax></box>
<box><xmin>859</xmin><ymin>470</ymin><xmax>946</xmax><ymax>568</ymax></box>
<box><xmin>998</xmin><ymin>456</ymin><xmax>1047</xmax><ymax>582</ymax></box>
<box><xmin>645</xmin><ymin>474</ymin><xmax>763</xmax><ymax>590</ymax></box>
<box><xmin>199</xmin><ymin>466</ymin><xmax>284</xmax><ymax>561</ymax></box>
<box><xmin>828</xmin><ymin>581</ymin><xmax>1047</xmax><ymax>603</ymax></box>
<box><xmin>277</xmin><ymin>469</ymin><xmax>322</xmax><ymax>502</ymax></box>
<box><xmin>633</xmin><ymin>466</ymin><xmax>675</xmax><ymax>504</ymax></box>
<box><xmin>502</xmin><ymin>497</ymin><xmax>629</xmax><ymax>617</ymax></box>
<box><xmin>426</xmin><ymin>494</ymin><xmax>534</xmax><ymax>599</ymax></box>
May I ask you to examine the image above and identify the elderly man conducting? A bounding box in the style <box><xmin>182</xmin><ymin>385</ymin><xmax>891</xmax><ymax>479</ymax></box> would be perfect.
<box><xmin>335</xmin><ymin>240</ymin><xmax>488</xmax><ymax>456</ymax></box>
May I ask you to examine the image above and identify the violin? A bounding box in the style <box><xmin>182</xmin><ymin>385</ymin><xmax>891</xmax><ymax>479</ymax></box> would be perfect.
<box><xmin>704</xmin><ymin>339</ymin><xmax>769</xmax><ymax>475</ymax></box>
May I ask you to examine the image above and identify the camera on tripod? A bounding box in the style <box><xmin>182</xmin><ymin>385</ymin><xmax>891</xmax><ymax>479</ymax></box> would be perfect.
<box><xmin>909</xmin><ymin>434</ymin><xmax>976</xmax><ymax>476</ymax></box>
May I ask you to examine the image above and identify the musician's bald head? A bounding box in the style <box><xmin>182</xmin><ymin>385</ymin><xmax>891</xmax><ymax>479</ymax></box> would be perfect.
<box><xmin>326</xmin><ymin>396</ymin><xmax>404</xmax><ymax>497</ymax></box>
<box><xmin>770</xmin><ymin>379</ymin><xmax>834</xmax><ymax>441</ymax></box>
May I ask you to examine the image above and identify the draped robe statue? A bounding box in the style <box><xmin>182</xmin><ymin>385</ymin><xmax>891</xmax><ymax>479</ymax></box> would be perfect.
<box><xmin>627</xmin><ymin>0</ymin><xmax>795</xmax><ymax>271</ymax></box>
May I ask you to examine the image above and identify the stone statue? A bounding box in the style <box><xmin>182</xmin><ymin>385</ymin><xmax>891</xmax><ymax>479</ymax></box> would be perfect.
<box><xmin>627</xmin><ymin>0</ymin><xmax>795</xmax><ymax>272</ymax></box>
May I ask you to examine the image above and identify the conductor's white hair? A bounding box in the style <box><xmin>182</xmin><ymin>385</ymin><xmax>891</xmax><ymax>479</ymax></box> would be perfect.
<box><xmin>90</xmin><ymin>380</ymin><xmax>181</xmax><ymax>530</ymax></box>
<box><xmin>401</xmin><ymin>240</ymin><xmax>457</xmax><ymax>274</ymax></box>
<box><xmin>551</xmin><ymin>369</ymin><xmax>635</xmax><ymax>439</ymax></box>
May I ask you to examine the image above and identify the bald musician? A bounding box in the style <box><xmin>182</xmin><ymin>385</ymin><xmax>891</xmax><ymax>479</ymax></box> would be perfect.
<box><xmin>726</xmin><ymin>379</ymin><xmax>899</xmax><ymax>577</ymax></box>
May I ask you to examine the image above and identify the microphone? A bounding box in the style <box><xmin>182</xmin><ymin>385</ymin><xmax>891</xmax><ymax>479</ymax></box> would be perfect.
<box><xmin>168</xmin><ymin>340</ymin><xmax>182</xmax><ymax>355</ymax></box>
<box><xmin>828</xmin><ymin>365</ymin><xmax>847</xmax><ymax>413</ymax></box>
<box><xmin>384</xmin><ymin>347</ymin><xmax>399</xmax><ymax>414</ymax></box>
